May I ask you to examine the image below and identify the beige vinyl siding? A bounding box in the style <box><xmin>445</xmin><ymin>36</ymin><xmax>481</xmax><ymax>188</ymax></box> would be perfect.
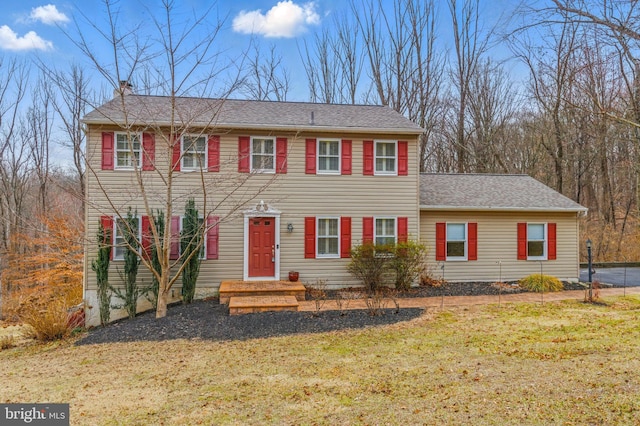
<box><xmin>420</xmin><ymin>210</ymin><xmax>581</xmax><ymax>282</ymax></box>
<box><xmin>84</xmin><ymin>127</ymin><xmax>420</xmax><ymax>293</ymax></box>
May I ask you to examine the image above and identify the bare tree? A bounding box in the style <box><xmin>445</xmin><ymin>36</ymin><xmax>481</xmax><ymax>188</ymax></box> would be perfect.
<box><xmin>239</xmin><ymin>43</ymin><xmax>290</xmax><ymax>101</ymax></box>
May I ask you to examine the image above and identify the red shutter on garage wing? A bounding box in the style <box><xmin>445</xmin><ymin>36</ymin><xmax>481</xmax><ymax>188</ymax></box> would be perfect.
<box><xmin>517</xmin><ymin>223</ymin><xmax>527</xmax><ymax>260</ymax></box>
<box><xmin>102</xmin><ymin>132</ymin><xmax>114</xmax><ymax>170</ymax></box>
<box><xmin>305</xmin><ymin>138</ymin><xmax>316</xmax><ymax>174</ymax></box>
<box><xmin>362</xmin><ymin>217</ymin><xmax>374</xmax><ymax>244</ymax></box>
<box><xmin>435</xmin><ymin>222</ymin><xmax>446</xmax><ymax>261</ymax></box>
<box><xmin>547</xmin><ymin>223</ymin><xmax>557</xmax><ymax>260</ymax></box>
<box><xmin>398</xmin><ymin>141</ymin><xmax>408</xmax><ymax>176</ymax></box>
<box><xmin>208</xmin><ymin>135</ymin><xmax>220</xmax><ymax>172</ymax></box>
<box><xmin>141</xmin><ymin>216</ymin><xmax>152</xmax><ymax>259</ymax></box>
<box><xmin>206</xmin><ymin>216</ymin><xmax>219</xmax><ymax>260</ymax></box>
<box><xmin>142</xmin><ymin>133</ymin><xmax>155</xmax><ymax>171</ymax></box>
<box><xmin>238</xmin><ymin>136</ymin><xmax>250</xmax><ymax>173</ymax></box>
<box><xmin>304</xmin><ymin>217</ymin><xmax>316</xmax><ymax>259</ymax></box>
<box><xmin>276</xmin><ymin>137</ymin><xmax>287</xmax><ymax>174</ymax></box>
<box><xmin>468</xmin><ymin>222</ymin><xmax>478</xmax><ymax>261</ymax></box>
<box><xmin>363</xmin><ymin>140</ymin><xmax>374</xmax><ymax>175</ymax></box>
<box><xmin>341</xmin><ymin>140</ymin><xmax>352</xmax><ymax>175</ymax></box>
<box><xmin>170</xmin><ymin>216</ymin><xmax>180</xmax><ymax>260</ymax></box>
<box><xmin>398</xmin><ymin>217</ymin><xmax>408</xmax><ymax>243</ymax></box>
<box><xmin>340</xmin><ymin>217</ymin><xmax>351</xmax><ymax>258</ymax></box>
<box><xmin>172</xmin><ymin>137</ymin><xmax>181</xmax><ymax>172</ymax></box>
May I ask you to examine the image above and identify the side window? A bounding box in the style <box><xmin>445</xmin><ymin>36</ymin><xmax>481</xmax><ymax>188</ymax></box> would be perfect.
<box><xmin>251</xmin><ymin>137</ymin><xmax>275</xmax><ymax>172</ymax></box>
<box><xmin>180</xmin><ymin>216</ymin><xmax>206</xmax><ymax>260</ymax></box>
<box><xmin>446</xmin><ymin>223</ymin><xmax>466</xmax><ymax>260</ymax></box>
<box><xmin>114</xmin><ymin>216</ymin><xmax>140</xmax><ymax>260</ymax></box>
<box><xmin>115</xmin><ymin>133</ymin><xmax>141</xmax><ymax>169</ymax></box>
<box><xmin>375</xmin><ymin>218</ymin><xmax>396</xmax><ymax>246</ymax></box>
<box><xmin>527</xmin><ymin>223</ymin><xmax>546</xmax><ymax>259</ymax></box>
<box><xmin>182</xmin><ymin>135</ymin><xmax>207</xmax><ymax>170</ymax></box>
<box><xmin>375</xmin><ymin>141</ymin><xmax>397</xmax><ymax>175</ymax></box>
<box><xmin>317</xmin><ymin>140</ymin><xmax>340</xmax><ymax>174</ymax></box>
<box><xmin>317</xmin><ymin>217</ymin><xmax>339</xmax><ymax>257</ymax></box>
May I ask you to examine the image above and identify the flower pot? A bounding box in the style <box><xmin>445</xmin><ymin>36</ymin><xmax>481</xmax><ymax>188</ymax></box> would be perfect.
<box><xmin>288</xmin><ymin>271</ymin><xmax>299</xmax><ymax>282</ymax></box>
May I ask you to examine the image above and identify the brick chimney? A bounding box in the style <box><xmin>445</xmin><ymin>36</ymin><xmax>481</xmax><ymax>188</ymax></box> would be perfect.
<box><xmin>113</xmin><ymin>80</ymin><xmax>133</xmax><ymax>98</ymax></box>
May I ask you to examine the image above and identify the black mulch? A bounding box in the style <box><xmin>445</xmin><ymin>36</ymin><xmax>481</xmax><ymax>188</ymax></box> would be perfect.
<box><xmin>76</xmin><ymin>301</ymin><xmax>424</xmax><ymax>346</ymax></box>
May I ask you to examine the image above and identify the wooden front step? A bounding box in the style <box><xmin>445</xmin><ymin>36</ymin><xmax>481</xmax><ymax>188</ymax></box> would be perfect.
<box><xmin>228</xmin><ymin>295</ymin><xmax>299</xmax><ymax>315</ymax></box>
<box><xmin>219</xmin><ymin>280</ymin><xmax>306</xmax><ymax>304</ymax></box>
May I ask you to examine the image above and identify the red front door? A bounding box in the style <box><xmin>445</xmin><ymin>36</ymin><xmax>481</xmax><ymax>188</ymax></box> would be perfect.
<box><xmin>248</xmin><ymin>217</ymin><xmax>276</xmax><ymax>277</ymax></box>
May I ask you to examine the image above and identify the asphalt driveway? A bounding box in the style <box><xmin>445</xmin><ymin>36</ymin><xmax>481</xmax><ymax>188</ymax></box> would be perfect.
<box><xmin>580</xmin><ymin>267</ymin><xmax>640</xmax><ymax>287</ymax></box>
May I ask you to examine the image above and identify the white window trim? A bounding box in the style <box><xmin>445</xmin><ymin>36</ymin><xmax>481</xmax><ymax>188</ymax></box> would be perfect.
<box><xmin>114</xmin><ymin>132</ymin><xmax>142</xmax><ymax>170</ymax></box>
<box><xmin>446</xmin><ymin>222</ymin><xmax>468</xmax><ymax>261</ymax></box>
<box><xmin>113</xmin><ymin>216</ymin><xmax>141</xmax><ymax>261</ymax></box>
<box><xmin>527</xmin><ymin>223</ymin><xmax>547</xmax><ymax>261</ymax></box>
<box><xmin>179</xmin><ymin>216</ymin><xmax>206</xmax><ymax>260</ymax></box>
<box><xmin>374</xmin><ymin>140</ymin><xmax>398</xmax><ymax>176</ymax></box>
<box><xmin>181</xmin><ymin>134</ymin><xmax>207</xmax><ymax>172</ymax></box>
<box><xmin>374</xmin><ymin>216</ymin><xmax>397</xmax><ymax>246</ymax></box>
<box><xmin>250</xmin><ymin>136</ymin><xmax>276</xmax><ymax>173</ymax></box>
<box><xmin>317</xmin><ymin>139</ymin><xmax>341</xmax><ymax>175</ymax></box>
<box><xmin>316</xmin><ymin>216</ymin><xmax>340</xmax><ymax>258</ymax></box>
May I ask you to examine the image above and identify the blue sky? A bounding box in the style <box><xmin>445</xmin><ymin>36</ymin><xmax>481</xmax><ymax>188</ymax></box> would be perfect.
<box><xmin>0</xmin><ymin>0</ymin><xmax>518</xmax><ymax>100</ymax></box>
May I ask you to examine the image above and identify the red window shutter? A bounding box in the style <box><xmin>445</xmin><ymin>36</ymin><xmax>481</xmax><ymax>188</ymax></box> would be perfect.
<box><xmin>340</xmin><ymin>217</ymin><xmax>352</xmax><ymax>258</ymax></box>
<box><xmin>363</xmin><ymin>140</ymin><xmax>374</xmax><ymax>175</ymax></box>
<box><xmin>238</xmin><ymin>136</ymin><xmax>250</xmax><ymax>173</ymax></box>
<box><xmin>305</xmin><ymin>138</ymin><xmax>317</xmax><ymax>174</ymax></box>
<box><xmin>101</xmin><ymin>132</ymin><xmax>114</xmax><ymax>170</ymax></box>
<box><xmin>547</xmin><ymin>223</ymin><xmax>557</xmax><ymax>260</ymax></box>
<box><xmin>206</xmin><ymin>216</ymin><xmax>219</xmax><ymax>259</ymax></box>
<box><xmin>208</xmin><ymin>135</ymin><xmax>220</xmax><ymax>172</ymax></box>
<box><xmin>468</xmin><ymin>222</ymin><xmax>478</xmax><ymax>261</ymax></box>
<box><xmin>172</xmin><ymin>138</ymin><xmax>181</xmax><ymax>172</ymax></box>
<box><xmin>141</xmin><ymin>215</ymin><xmax>152</xmax><ymax>259</ymax></box>
<box><xmin>362</xmin><ymin>217</ymin><xmax>374</xmax><ymax>244</ymax></box>
<box><xmin>398</xmin><ymin>141</ymin><xmax>408</xmax><ymax>176</ymax></box>
<box><xmin>341</xmin><ymin>139</ymin><xmax>352</xmax><ymax>175</ymax></box>
<box><xmin>100</xmin><ymin>216</ymin><xmax>114</xmax><ymax>260</ymax></box>
<box><xmin>398</xmin><ymin>217</ymin><xmax>408</xmax><ymax>243</ymax></box>
<box><xmin>142</xmin><ymin>133</ymin><xmax>155</xmax><ymax>171</ymax></box>
<box><xmin>276</xmin><ymin>137</ymin><xmax>287</xmax><ymax>174</ymax></box>
<box><xmin>517</xmin><ymin>223</ymin><xmax>527</xmax><ymax>260</ymax></box>
<box><xmin>170</xmin><ymin>216</ymin><xmax>180</xmax><ymax>260</ymax></box>
<box><xmin>435</xmin><ymin>222</ymin><xmax>446</xmax><ymax>261</ymax></box>
<box><xmin>304</xmin><ymin>217</ymin><xmax>316</xmax><ymax>259</ymax></box>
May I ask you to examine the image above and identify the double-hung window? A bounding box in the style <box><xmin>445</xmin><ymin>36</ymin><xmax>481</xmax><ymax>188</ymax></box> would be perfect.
<box><xmin>182</xmin><ymin>135</ymin><xmax>207</xmax><ymax>170</ymax></box>
<box><xmin>251</xmin><ymin>137</ymin><xmax>275</xmax><ymax>172</ymax></box>
<box><xmin>317</xmin><ymin>217</ymin><xmax>339</xmax><ymax>257</ymax></box>
<box><xmin>375</xmin><ymin>141</ymin><xmax>397</xmax><ymax>175</ymax></box>
<box><xmin>446</xmin><ymin>223</ymin><xmax>467</xmax><ymax>260</ymax></box>
<box><xmin>375</xmin><ymin>218</ymin><xmax>396</xmax><ymax>246</ymax></box>
<box><xmin>180</xmin><ymin>216</ymin><xmax>206</xmax><ymax>260</ymax></box>
<box><xmin>115</xmin><ymin>132</ymin><xmax>141</xmax><ymax>169</ymax></box>
<box><xmin>527</xmin><ymin>223</ymin><xmax>546</xmax><ymax>259</ymax></box>
<box><xmin>317</xmin><ymin>139</ymin><xmax>340</xmax><ymax>174</ymax></box>
<box><xmin>114</xmin><ymin>216</ymin><xmax>141</xmax><ymax>260</ymax></box>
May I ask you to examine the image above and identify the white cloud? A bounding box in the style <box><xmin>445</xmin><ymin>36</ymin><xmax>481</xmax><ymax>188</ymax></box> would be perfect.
<box><xmin>30</xmin><ymin>4</ymin><xmax>69</xmax><ymax>25</ymax></box>
<box><xmin>233</xmin><ymin>1</ymin><xmax>320</xmax><ymax>38</ymax></box>
<box><xmin>0</xmin><ymin>25</ymin><xmax>53</xmax><ymax>51</ymax></box>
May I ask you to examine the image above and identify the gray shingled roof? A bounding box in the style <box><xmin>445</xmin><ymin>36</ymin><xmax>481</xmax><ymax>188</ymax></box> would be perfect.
<box><xmin>420</xmin><ymin>174</ymin><xmax>587</xmax><ymax>212</ymax></box>
<box><xmin>83</xmin><ymin>95</ymin><xmax>424</xmax><ymax>135</ymax></box>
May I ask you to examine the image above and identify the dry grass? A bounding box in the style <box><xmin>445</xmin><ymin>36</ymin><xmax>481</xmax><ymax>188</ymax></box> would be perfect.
<box><xmin>1</xmin><ymin>297</ymin><xmax>640</xmax><ymax>424</ymax></box>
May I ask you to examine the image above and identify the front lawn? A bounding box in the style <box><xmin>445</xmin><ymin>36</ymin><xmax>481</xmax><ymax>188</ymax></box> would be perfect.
<box><xmin>1</xmin><ymin>297</ymin><xmax>640</xmax><ymax>424</ymax></box>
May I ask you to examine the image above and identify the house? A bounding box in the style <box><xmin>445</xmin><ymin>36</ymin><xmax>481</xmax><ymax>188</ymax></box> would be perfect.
<box><xmin>82</xmin><ymin>94</ymin><xmax>586</xmax><ymax>325</ymax></box>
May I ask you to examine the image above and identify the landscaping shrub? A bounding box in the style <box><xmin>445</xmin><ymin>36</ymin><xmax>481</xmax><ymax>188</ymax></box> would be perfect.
<box><xmin>347</xmin><ymin>243</ymin><xmax>393</xmax><ymax>292</ymax></box>
<box><xmin>19</xmin><ymin>299</ymin><xmax>73</xmax><ymax>341</ymax></box>
<box><xmin>518</xmin><ymin>274</ymin><xmax>564</xmax><ymax>292</ymax></box>
<box><xmin>389</xmin><ymin>241</ymin><xmax>428</xmax><ymax>291</ymax></box>
<box><xmin>112</xmin><ymin>208</ymin><xmax>142</xmax><ymax>319</ymax></box>
<box><xmin>91</xmin><ymin>220</ymin><xmax>112</xmax><ymax>325</ymax></box>
<box><xmin>181</xmin><ymin>199</ymin><xmax>202</xmax><ymax>304</ymax></box>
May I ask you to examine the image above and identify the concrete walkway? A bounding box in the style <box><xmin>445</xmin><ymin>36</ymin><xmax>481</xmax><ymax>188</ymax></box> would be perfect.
<box><xmin>297</xmin><ymin>286</ymin><xmax>640</xmax><ymax>312</ymax></box>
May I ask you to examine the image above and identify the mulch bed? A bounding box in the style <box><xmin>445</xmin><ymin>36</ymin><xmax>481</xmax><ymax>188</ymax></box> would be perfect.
<box><xmin>77</xmin><ymin>281</ymin><xmax>591</xmax><ymax>346</ymax></box>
